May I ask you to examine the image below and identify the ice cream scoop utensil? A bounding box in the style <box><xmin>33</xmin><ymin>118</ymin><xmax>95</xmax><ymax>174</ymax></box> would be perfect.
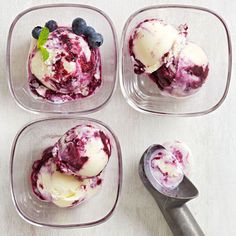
<box><xmin>139</xmin><ymin>144</ymin><xmax>204</xmax><ymax>236</ymax></box>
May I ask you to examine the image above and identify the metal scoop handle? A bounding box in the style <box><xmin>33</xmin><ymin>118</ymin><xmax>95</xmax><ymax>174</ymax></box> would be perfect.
<box><xmin>162</xmin><ymin>204</ymin><xmax>205</xmax><ymax>236</ymax></box>
<box><xmin>139</xmin><ymin>145</ymin><xmax>204</xmax><ymax>236</ymax></box>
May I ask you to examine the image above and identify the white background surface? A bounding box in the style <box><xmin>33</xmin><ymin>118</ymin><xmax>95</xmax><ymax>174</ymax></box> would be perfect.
<box><xmin>0</xmin><ymin>0</ymin><xmax>235</xmax><ymax>235</ymax></box>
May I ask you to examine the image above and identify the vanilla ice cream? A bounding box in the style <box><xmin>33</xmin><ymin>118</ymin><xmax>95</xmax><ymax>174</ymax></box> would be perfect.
<box><xmin>129</xmin><ymin>19</ymin><xmax>178</xmax><ymax>73</ymax></box>
<box><xmin>31</xmin><ymin>124</ymin><xmax>111</xmax><ymax>208</ymax></box>
<box><xmin>155</xmin><ymin>42</ymin><xmax>209</xmax><ymax>97</ymax></box>
<box><xmin>163</xmin><ymin>140</ymin><xmax>191</xmax><ymax>176</ymax></box>
<box><xmin>150</xmin><ymin>148</ymin><xmax>184</xmax><ymax>189</ymax></box>
<box><xmin>180</xmin><ymin>42</ymin><xmax>208</xmax><ymax>66</ymax></box>
<box><xmin>53</xmin><ymin>124</ymin><xmax>111</xmax><ymax>177</ymax></box>
<box><xmin>34</xmin><ymin>158</ymin><xmax>102</xmax><ymax>207</ymax></box>
<box><xmin>129</xmin><ymin>18</ymin><xmax>209</xmax><ymax>98</ymax></box>
<box><xmin>149</xmin><ymin>141</ymin><xmax>191</xmax><ymax>189</ymax></box>
<box><xmin>28</xmin><ymin>27</ymin><xmax>102</xmax><ymax>103</ymax></box>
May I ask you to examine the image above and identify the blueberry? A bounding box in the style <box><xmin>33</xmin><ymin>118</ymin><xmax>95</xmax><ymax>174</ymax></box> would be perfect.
<box><xmin>32</xmin><ymin>26</ymin><xmax>42</xmax><ymax>39</ymax></box>
<box><xmin>72</xmin><ymin>18</ymin><xmax>87</xmax><ymax>35</ymax></box>
<box><xmin>84</xmin><ymin>26</ymin><xmax>96</xmax><ymax>37</ymax></box>
<box><xmin>45</xmin><ymin>20</ymin><xmax>58</xmax><ymax>32</ymax></box>
<box><xmin>88</xmin><ymin>33</ymin><xmax>104</xmax><ymax>48</ymax></box>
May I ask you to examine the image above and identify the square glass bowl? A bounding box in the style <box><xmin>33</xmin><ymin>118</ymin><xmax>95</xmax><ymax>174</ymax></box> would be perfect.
<box><xmin>7</xmin><ymin>4</ymin><xmax>118</xmax><ymax>114</ymax></box>
<box><xmin>10</xmin><ymin>117</ymin><xmax>122</xmax><ymax>228</ymax></box>
<box><xmin>120</xmin><ymin>5</ymin><xmax>232</xmax><ymax>116</ymax></box>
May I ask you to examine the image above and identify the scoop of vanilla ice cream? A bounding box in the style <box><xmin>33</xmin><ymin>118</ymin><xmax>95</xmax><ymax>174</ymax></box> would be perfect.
<box><xmin>163</xmin><ymin>140</ymin><xmax>191</xmax><ymax>176</ymax></box>
<box><xmin>150</xmin><ymin>148</ymin><xmax>184</xmax><ymax>189</ymax></box>
<box><xmin>54</xmin><ymin>124</ymin><xmax>111</xmax><ymax>177</ymax></box>
<box><xmin>155</xmin><ymin>40</ymin><xmax>209</xmax><ymax>98</ymax></box>
<box><xmin>131</xmin><ymin>19</ymin><xmax>178</xmax><ymax>73</ymax></box>
<box><xmin>36</xmin><ymin>159</ymin><xmax>102</xmax><ymax>207</ymax></box>
<box><xmin>29</xmin><ymin>29</ymin><xmax>92</xmax><ymax>94</ymax></box>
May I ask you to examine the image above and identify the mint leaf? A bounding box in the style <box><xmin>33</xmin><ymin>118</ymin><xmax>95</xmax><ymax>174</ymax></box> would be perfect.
<box><xmin>37</xmin><ymin>27</ymin><xmax>50</xmax><ymax>48</ymax></box>
<box><xmin>37</xmin><ymin>27</ymin><xmax>50</xmax><ymax>61</ymax></box>
<box><xmin>39</xmin><ymin>46</ymin><xmax>49</xmax><ymax>61</ymax></box>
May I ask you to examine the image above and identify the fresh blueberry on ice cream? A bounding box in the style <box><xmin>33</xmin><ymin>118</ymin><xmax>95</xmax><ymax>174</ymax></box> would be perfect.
<box><xmin>149</xmin><ymin>141</ymin><xmax>191</xmax><ymax>189</ymax></box>
<box><xmin>28</xmin><ymin>19</ymin><xmax>104</xmax><ymax>103</ymax></box>
<box><xmin>32</xmin><ymin>26</ymin><xmax>42</xmax><ymax>39</ymax></box>
<box><xmin>129</xmin><ymin>18</ymin><xmax>209</xmax><ymax>98</ymax></box>
<box><xmin>72</xmin><ymin>18</ymin><xmax>87</xmax><ymax>36</ymax></box>
<box><xmin>45</xmin><ymin>20</ymin><xmax>58</xmax><ymax>32</ymax></box>
<box><xmin>31</xmin><ymin>124</ymin><xmax>110</xmax><ymax>208</ymax></box>
<box><xmin>53</xmin><ymin>124</ymin><xmax>111</xmax><ymax>177</ymax></box>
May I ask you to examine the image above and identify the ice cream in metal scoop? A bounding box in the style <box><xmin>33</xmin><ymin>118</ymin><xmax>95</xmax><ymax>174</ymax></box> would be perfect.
<box><xmin>139</xmin><ymin>144</ymin><xmax>204</xmax><ymax>236</ymax></box>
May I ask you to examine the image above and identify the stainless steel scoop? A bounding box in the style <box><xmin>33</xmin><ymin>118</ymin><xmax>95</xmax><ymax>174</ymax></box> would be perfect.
<box><xmin>139</xmin><ymin>144</ymin><xmax>204</xmax><ymax>236</ymax></box>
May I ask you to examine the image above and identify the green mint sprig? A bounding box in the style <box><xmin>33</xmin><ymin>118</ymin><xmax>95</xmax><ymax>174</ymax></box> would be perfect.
<box><xmin>37</xmin><ymin>27</ymin><xmax>50</xmax><ymax>61</ymax></box>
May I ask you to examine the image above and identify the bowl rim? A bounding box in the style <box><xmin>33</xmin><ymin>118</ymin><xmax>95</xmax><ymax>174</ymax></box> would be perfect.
<box><xmin>6</xmin><ymin>3</ymin><xmax>118</xmax><ymax>115</ymax></box>
<box><xmin>119</xmin><ymin>4</ymin><xmax>232</xmax><ymax>117</ymax></box>
<box><xmin>10</xmin><ymin>116</ymin><xmax>123</xmax><ymax>228</ymax></box>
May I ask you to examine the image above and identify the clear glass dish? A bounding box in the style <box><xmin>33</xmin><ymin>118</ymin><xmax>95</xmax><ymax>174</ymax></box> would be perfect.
<box><xmin>120</xmin><ymin>5</ymin><xmax>232</xmax><ymax>116</ymax></box>
<box><xmin>7</xmin><ymin>4</ymin><xmax>118</xmax><ymax>114</ymax></box>
<box><xmin>10</xmin><ymin>117</ymin><xmax>122</xmax><ymax>228</ymax></box>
